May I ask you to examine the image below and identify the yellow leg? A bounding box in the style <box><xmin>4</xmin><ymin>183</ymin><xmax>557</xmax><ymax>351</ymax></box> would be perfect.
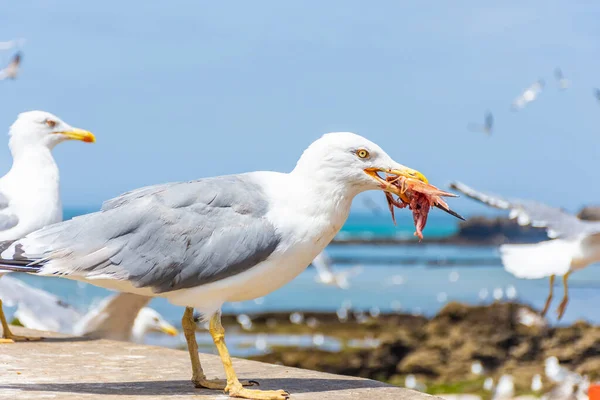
<box><xmin>182</xmin><ymin>307</ymin><xmax>257</xmax><ymax>390</ymax></box>
<box><xmin>209</xmin><ymin>312</ymin><xmax>289</xmax><ymax>399</ymax></box>
<box><xmin>556</xmin><ymin>272</ymin><xmax>570</xmax><ymax>320</ymax></box>
<box><xmin>540</xmin><ymin>275</ymin><xmax>555</xmax><ymax>317</ymax></box>
<box><xmin>0</xmin><ymin>299</ymin><xmax>41</xmax><ymax>343</ymax></box>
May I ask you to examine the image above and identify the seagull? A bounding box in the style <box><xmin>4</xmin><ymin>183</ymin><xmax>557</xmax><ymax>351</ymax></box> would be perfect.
<box><xmin>449</xmin><ymin>181</ymin><xmax>600</xmax><ymax>320</ymax></box>
<box><xmin>492</xmin><ymin>375</ymin><xmax>514</xmax><ymax>400</ymax></box>
<box><xmin>0</xmin><ymin>52</ymin><xmax>22</xmax><ymax>81</ymax></box>
<box><xmin>0</xmin><ymin>132</ymin><xmax>459</xmax><ymax>400</ymax></box>
<box><xmin>511</xmin><ymin>79</ymin><xmax>544</xmax><ymax>111</ymax></box>
<box><xmin>310</xmin><ymin>250</ymin><xmax>363</xmax><ymax>289</ymax></box>
<box><xmin>467</xmin><ymin>111</ymin><xmax>493</xmax><ymax>135</ymax></box>
<box><xmin>0</xmin><ymin>111</ymin><xmax>95</xmax><ymax>343</ymax></box>
<box><xmin>554</xmin><ymin>68</ymin><xmax>569</xmax><ymax>90</ymax></box>
<box><xmin>531</xmin><ymin>373</ymin><xmax>543</xmax><ymax>392</ymax></box>
<box><xmin>594</xmin><ymin>88</ymin><xmax>600</xmax><ymax>104</ymax></box>
<box><xmin>361</xmin><ymin>195</ymin><xmax>385</xmax><ymax>215</ymax></box>
<box><xmin>0</xmin><ymin>274</ymin><xmax>177</xmax><ymax>342</ymax></box>
<box><xmin>0</xmin><ymin>38</ymin><xmax>25</xmax><ymax>51</ymax></box>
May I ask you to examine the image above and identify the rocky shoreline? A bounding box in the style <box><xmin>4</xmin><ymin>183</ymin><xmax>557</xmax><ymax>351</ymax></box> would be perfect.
<box><xmin>224</xmin><ymin>302</ymin><xmax>600</xmax><ymax>395</ymax></box>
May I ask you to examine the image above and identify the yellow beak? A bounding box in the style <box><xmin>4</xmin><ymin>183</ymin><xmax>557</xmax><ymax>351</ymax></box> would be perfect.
<box><xmin>364</xmin><ymin>166</ymin><xmax>428</xmax><ymax>202</ymax></box>
<box><xmin>56</xmin><ymin>128</ymin><xmax>96</xmax><ymax>143</ymax></box>
<box><xmin>160</xmin><ymin>323</ymin><xmax>179</xmax><ymax>336</ymax></box>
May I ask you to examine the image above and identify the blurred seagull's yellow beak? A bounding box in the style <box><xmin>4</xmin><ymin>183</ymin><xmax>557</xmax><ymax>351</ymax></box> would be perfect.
<box><xmin>56</xmin><ymin>128</ymin><xmax>96</xmax><ymax>143</ymax></box>
<box><xmin>160</xmin><ymin>323</ymin><xmax>179</xmax><ymax>336</ymax></box>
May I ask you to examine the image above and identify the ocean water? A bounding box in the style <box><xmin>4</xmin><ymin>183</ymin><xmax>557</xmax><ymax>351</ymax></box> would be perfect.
<box><xmin>5</xmin><ymin>208</ymin><xmax>600</xmax><ymax>353</ymax></box>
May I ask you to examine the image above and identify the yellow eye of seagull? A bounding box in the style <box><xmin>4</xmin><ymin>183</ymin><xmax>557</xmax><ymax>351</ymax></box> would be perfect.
<box><xmin>356</xmin><ymin>149</ymin><xmax>370</xmax><ymax>159</ymax></box>
<box><xmin>45</xmin><ymin>119</ymin><xmax>57</xmax><ymax>128</ymax></box>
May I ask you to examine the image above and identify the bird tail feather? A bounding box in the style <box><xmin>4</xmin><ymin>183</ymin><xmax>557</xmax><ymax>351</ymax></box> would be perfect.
<box><xmin>500</xmin><ymin>239</ymin><xmax>574</xmax><ymax>279</ymax></box>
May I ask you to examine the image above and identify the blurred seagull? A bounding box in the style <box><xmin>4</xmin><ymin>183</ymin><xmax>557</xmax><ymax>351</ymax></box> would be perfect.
<box><xmin>468</xmin><ymin>111</ymin><xmax>493</xmax><ymax>135</ymax></box>
<box><xmin>0</xmin><ymin>52</ymin><xmax>22</xmax><ymax>81</ymax></box>
<box><xmin>0</xmin><ymin>39</ymin><xmax>25</xmax><ymax>51</ymax></box>
<box><xmin>361</xmin><ymin>195</ymin><xmax>385</xmax><ymax>215</ymax></box>
<box><xmin>531</xmin><ymin>374</ymin><xmax>543</xmax><ymax>392</ymax></box>
<box><xmin>492</xmin><ymin>375</ymin><xmax>514</xmax><ymax>400</ymax></box>
<box><xmin>0</xmin><ymin>274</ymin><xmax>178</xmax><ymax>342</ymax></box>
<box><xmin>311</xmin><ymin>251</ymin><xmax>363</xmax><ymax>289</ymax></box>
<box><xmin>554</xmin><ymin>68</ymin><xmax>569</xmax><ymax>90</ymax></box>
<box><xmin>594</xmin><ymin>88</ymin><xmax>600</xmax><ymax>104</ymax></box>
<box><xmin>0</xmin><ymin>111</ymin><xmax>95</xmax><ymax>343</ymax></box>
<box><xmin>449</xmin><ymin>181</ymin><xmax>600</xmax><ymax>320</ymax></box>
<box><xmin>511</xmin><ymin>79</ymin><xmax>544</xmax><ymax>111</ymax></box>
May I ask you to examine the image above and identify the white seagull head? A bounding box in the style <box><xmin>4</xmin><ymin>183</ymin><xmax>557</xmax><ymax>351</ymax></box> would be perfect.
<box><xmin>132</xmin><ymin>307</ymin><xmax>179</xmax><ymax>340</ymax></box>
<box><xmin>9</xmin><ymin>110</ymin><xmax>95</xmax><ymax>151</ymax></box>
<box><xmin>293</xmin><ymin>131</ymin><xmax>427</xmax><ymax>197</ymax></box>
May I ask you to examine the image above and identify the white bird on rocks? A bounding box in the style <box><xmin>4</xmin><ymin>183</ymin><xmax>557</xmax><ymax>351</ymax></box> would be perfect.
<box><xmin>405</xmin><ymin>374</ymin><xmax>427</xmax><ymax>392</ymax></box>
<box><xmin>450</xmin><ymin>181</ymin><xmax>600</xmax><ymax>320</ymax></box>
<box><xmin>483</xmin><ymin>377</ymin><xmax>494</xmax><ymax>391</ymax></box>
<box><xmin>531</xmin><ymin>373</ymin><xmax>543</xmax><ymax>392</ymax></box>
<box><xmin>0</xmin><ymin>111</ymin><xmax>95</xmax><ymax>343</ymax></box>
<box><xmin>311</xmin><ymin>250</ymin><xmax>363</xmax><ymax>289</ymax></box>
<box><xmin>545</xmin><ymin>356</ymin><xmax>576</xmax><ymax>384</ymax></box>
<box><xmin>492</xmin><ymin>375</ymin><xmax>514</xmax><ymax>400</ymax></box>
<box><xmin>0</xmin><ymin>132</ymin><xmax>460</xmax><ymax>399</ymax></box>
<box><xmin>470</xmin><ymin>361</ymin><xmax>484</xmax><ymax>376</ymax></box>
<box><xmin>0</xmin><ymin>274</ymin><xmax>177</xmax><ymax>342</ymax></box>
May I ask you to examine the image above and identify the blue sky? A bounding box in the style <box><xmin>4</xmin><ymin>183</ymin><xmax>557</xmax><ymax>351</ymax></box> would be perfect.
<box><xmin>1</xmin><ymin>1</ymin><xmax>600</xmax><ymax>215</ymax></box>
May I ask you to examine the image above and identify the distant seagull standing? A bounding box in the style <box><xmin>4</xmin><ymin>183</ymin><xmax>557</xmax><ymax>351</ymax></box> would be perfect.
<box><xmin>554</xmin><ymin>68</ymin><xmax>570</xmax><ymax>90</ymax></box>
<box><xmin>491</xmin><ymin>375</ymin><xmax>514</xmax><ymax>400</ymax></box>
<box><xmin>311</xmin><ymin>251</ymin><xmax>363</xmax><ymax>289</ymax></box>
<box><xmin>511</xmin><ymin>79</ymin><xmax>544</xmax><ymax>111</ymax></box>
<box><xmin>449</xmin><ymin>181</ymin><xmax>600</xmax><ymax>320</ymax></box>
<box><xmin>0</xmin><ymin>111</ymin><xmax>95</xmax><ymax>343</ymax></box>
<box><xmin>0</xmin><ymin>52</ymin><xmax>22</xmax><ymax>81</ymax></box>
<box><xmin>468</xmin><ymin>111</ymin><xmax>493</xmax><ymax>135</ymax></box>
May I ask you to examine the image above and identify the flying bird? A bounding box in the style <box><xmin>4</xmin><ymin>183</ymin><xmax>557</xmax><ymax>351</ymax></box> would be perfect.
<box><xmin>0</xmin><ymin>38</ymin><xmax>25</xmax><ymax>51</ymax></box>
<box><xmin>594</xmin><ymin>88</ymin><xmax>600</xmax><ymax>104</ymax></box>
<box><xmin>0</xmin><ymin>111</ymin><xmax>95</xmax><ymax>343</ymax></box>
<box><xmin>554</xmin><ymin>68</ymin><xmax>569</xmax><ymax>90</ymax></box>
<box><xmin>449</xmin><ymin>181</ymin><xmax>600</xmax><ymax>320</ymax></box>
<box><xmin>0</xmin><ymin>52</ymin><xmax>22</xmax><ymax>81</ymax></box>
<box><xmin>311</xmin><ymin>251</ymin><xmax>363</xmax><ymax>289</ymax></box>
<box><xmin>511</xmin><ymin>79</ymin><xmax>544</xmax><ymax>111</ymax></box>
<box><xmin>0</xmin><ymin>275</ymin><xmax>177</xmax><ymax>342</ymax></box>
<box><xmin>361</xmin><ymin>195</ymin><xmax>385</xmax><ymax>215</ymax></box>
<box><xmin>0</xmin><ymin>132</ymin><xmax>460</xmax><ymax>400</ymax></box>
<box><xmin>468</xmin><ymin>111</ymin><xmax>493</xmax><ymax>135</ymax></box>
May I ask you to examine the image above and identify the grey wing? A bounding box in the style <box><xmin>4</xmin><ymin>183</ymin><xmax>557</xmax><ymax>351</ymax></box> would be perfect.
<box><xmin>0</xmin><ymin>274</ymin><xmax>81</xmax><ymax>332</ymax></box>
<box><xmin>101</xmin><ymin>183</ymin><xmax>174</xmax><ymax>211</ymax></box>
<box><xmin>449</xmin><ymin>181</ymin><xmax>594</xmax><ymax>239</ymax></box>
<box><xmin>0</xmin><ymin>191</ymin><xmax>19</xmax><ymax>231</ymax></box>
<box><xmin>12</xmin><ymin>175</ymin><xmax>282</xmax><ymax>293</ymax></box>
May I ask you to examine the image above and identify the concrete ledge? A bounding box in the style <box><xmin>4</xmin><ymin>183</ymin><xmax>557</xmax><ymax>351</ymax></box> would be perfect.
<box><xmin>0</xmin><ymin>327</ymin><xmax>439</xmax><ymax>399</ymax></box>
